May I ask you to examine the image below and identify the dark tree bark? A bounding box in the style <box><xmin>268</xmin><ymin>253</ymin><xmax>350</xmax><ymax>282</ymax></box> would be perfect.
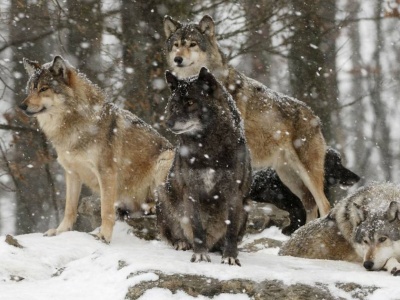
<box><xmin>288</xmin><ymin>0</ymin><xmax>340</xmax><ymax>145</ymax></box>
<box><xmin>9</xmin><ymin>1</ymin><xmax>57</xmax><ymax>234</ymax></box>
<box><xmin>120</xmin><ymin>0</ymin><xmax>191</xmax><ymax>136</ymax></box>
<box><xmin>67</xmin><ymin>0</ymin><xmax>103</xmax><ymax>85</ymax></box>
<box><xmin>369</xmin><ymin>1</ymin><xmax>392</xmax><ymax>180</ymax></box>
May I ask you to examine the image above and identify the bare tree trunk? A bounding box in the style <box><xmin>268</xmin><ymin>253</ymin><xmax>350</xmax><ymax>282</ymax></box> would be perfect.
<box><xmin>120</xmin><ymin>0</ymin><xmax>190</xmax><ymax>136</ymax></box>
<box><xmin>241</xmin><ymin>0</ymin><xmax>273</xmax><ymax>86</ymax></box>
<box><xmin>9</xmin><ymin>1</ymin><xmax>57</xmax><ymax>234</ymax></box>
<box><xmin>368</xmin><ymin>1</ymin><xmax>392</xmax><ymax>180</ymax></box>
<box><xmin>346</xmin><ymin>0</ymin><xmax>369</xmax><ymax>184</ymax></box>
<box><xmin>288</xmin><ymin>0</ymin><xmax>340</xmax><ymax>145</ymax></box>
<box><xmin>66</xmin><ymin>0</ymin><xmax>103</xmax><ymax>85</ymax></box>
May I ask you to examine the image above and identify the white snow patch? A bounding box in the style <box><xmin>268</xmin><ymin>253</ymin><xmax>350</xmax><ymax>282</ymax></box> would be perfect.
<box><xmin>0</xmin><ymin>223</ymin><xmax>399</xmax><ymax>299</ymax></box>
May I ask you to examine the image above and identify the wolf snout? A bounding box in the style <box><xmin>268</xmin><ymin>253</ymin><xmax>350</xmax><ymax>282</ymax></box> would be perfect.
<box><xmin>174</xmin><ymin>56</ymin><xmax>183</xmax><ymax>65</ymax></box>
<box><xmin>363</xmin><ymin>260</ymin><xmax>374</xmax><ymax>270</ymax></box>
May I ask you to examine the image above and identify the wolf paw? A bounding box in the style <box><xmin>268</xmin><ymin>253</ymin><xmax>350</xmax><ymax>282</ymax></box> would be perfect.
<box><xmin>174</xmin><ymin>241</ymin><xmax>191</xmax><ymax>251</ymax></box>
<box><xmin>90</xmin><ymin>232</ymin><xmax>111</xmax><ymax>244</ymax></box>
<box><xmin>221</xmin><ymin>256</ymin><xmax>241</xmax><ymax>266</ymax></box>
<box><xmin>191</xmin><ymin>253</ymin><xmax>211</xmax><ymax>263</ymax></box>
<box><xmin>44</xmin><ymin>228</ymin><xmax>58</xmax><ymax>237</ymax></box>
<box><xmin>391</xmin><ymin>267</ymin><xmax>400</xmax><ymax>276</ymax></box>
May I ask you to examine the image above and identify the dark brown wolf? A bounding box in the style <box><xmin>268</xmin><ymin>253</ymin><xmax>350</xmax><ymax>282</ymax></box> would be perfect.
<box><xmin>164</xmin><ymin>15</ymin><xmax>330</xmax><ymax>223</ymax></box>
<box><xmin>251</xmin><ymin>148</ymin><xmax>360</xmax><ymax>234</ymax></box>
<box><xmin>20</xmin><ymin>56</ymin><xmax>174</xmax><ymax>243</ymax></box>
<box><xmin>156</xmin><ymin>67</ymin><xmax>252</xmax><ymax>266</ymax></box>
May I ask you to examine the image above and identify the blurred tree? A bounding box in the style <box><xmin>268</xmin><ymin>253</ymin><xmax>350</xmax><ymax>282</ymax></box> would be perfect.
<box><xmin>67</xmin><ymin>0</ymin><xmax>103</xmax><ymax>85</ymax></box>
<box><xmin>9</xmin><ymin>0</ymin><xmax>58</xmax><ymax>234</ymax></box>
<box><xmin>369</xmin><ymin>0</ymin><xmax>392</xmax><ymax>180</ymax></box>
<box><xmin>288</xmin><ymin>0</ymin><xmax>341</xmax><ymax>145</ymax></box>
<box><xmin>120</xmin><ymin>0</ymin><xmax>191</xmax><ymax>136</ymax></box>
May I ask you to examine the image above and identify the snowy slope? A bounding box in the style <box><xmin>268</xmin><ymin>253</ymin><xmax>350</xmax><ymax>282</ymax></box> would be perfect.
<box><xmin>0</xmin><ymin>222</ymin><xmax>399</xmax><ymax>300</ymax></box>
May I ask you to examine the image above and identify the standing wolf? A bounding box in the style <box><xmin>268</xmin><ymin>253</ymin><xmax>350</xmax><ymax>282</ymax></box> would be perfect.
<box><xmin>280</xmin><ymin>182</ymin><xmax>400</xmax><ymax>276</ymax></box>
<box><xmin>163</xmin><ymin>15</ymin><xmax>330</xmax><ymax>223</ymax></box>
<box><xmin>19</xmin><ymin>56</ymin><xmax>174</xmax><ymax>243</ymax></box>
<box><xmin>157</xmin><ymin>67</ymin><xmax>252</xmax><ymax>266</ymax></box>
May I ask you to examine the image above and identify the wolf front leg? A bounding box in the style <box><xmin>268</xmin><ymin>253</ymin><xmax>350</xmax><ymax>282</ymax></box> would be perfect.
<box><xmin>221</xmin><ymin>193</ymin><xmax>242</xmax><ymax>266</ymax></box>
<box><xmin>189</xmin><ymin>195</ymin><xmax>211</xmax><ymax>263</ymax></box>
<box><xmin>93</xmin><ymin>168</ymin><xmax>118</xmax><ymax>244</ymax></box>
<box><xmin>44</xmin><ymin>170</ymin><xmax>82</xmax><ymax>237</ymax></box>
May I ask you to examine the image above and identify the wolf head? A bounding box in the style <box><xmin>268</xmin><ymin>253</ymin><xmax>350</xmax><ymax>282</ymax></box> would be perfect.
<box><xmin>163</xmin><ymin>15</ymin><xmax>226</xmax><ymax>79</ymax></box>
<box><xmin>324</xmin><ymin>148</ymin><xmax>360</xmax><ymax>188</ymax></box>
<box><xmin>19</xmin><ymin>56</ymin><xmax>74</xmax><ymax>117</ymax></box>
<box><xmin>165</xmin><ymin>67</ymin><xmax>239</xmax><ymax>137</ymax></box>
<box><xmin>353</xmin><ymin>201</ymin><xmax>400</xmax><ymax>271</ymax></box>
<box><xmin>19</xmin><ymin>56</ymin><xmax>103</xmax><ymax>120</ymax></box>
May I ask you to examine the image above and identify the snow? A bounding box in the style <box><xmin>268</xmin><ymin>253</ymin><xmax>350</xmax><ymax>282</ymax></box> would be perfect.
<box><xmin>1</xmin><ymin>222</ymin><xmax>400</xmax><ymax>300</ymax></box>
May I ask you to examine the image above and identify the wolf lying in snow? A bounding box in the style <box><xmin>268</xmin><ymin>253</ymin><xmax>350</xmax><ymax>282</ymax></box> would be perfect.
<box><xmin>280</xmin><ymin>182</ymin><xmax>400</xmax><ymax>276</ymax></box>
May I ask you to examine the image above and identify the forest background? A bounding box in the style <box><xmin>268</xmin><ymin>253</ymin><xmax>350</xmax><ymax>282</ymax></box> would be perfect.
<box><xmin>0</xmin><ymin>0</ymin><xmax>399</xmax><ymax>235</ymax></box>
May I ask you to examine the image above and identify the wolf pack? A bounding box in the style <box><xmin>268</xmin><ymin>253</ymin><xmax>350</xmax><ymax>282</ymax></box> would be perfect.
<box><xmin>18</xmin><ymin>15</ymin><xmax>400</xmax><ymax>275</ymax></box>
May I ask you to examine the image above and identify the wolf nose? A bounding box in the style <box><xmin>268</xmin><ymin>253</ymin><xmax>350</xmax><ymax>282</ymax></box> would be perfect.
<box><xmin>166</xmin><ymin>119</ymin><xmax>175</xmax><ymax>129</ymax></box>
<box><xmin>363</xmin><ymin>261</ymin><xmax>374</xmax><ymax>270</ymax></box>
<box><xmin>174</xmin><ymin>56</ymin><xmax>183</xmax><ymax>65</ymax></box>
<box><xmin>19</xmin><ymin>103</ymin><xmax>28</xmax><ymax>111</ymax></box>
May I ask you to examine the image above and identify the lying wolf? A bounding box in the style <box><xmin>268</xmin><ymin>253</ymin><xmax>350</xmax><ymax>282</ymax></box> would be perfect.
<box><xmin>156</xmin><ymin>67</ymin><xmax>252</xmax><ymax>266</ymax></box>
<box><xmin>251</xmin><ymin>148</ymin><xmax>360</xmax><ymax>234</ymax></box>
<box><xmin>20</xmin><ymin>56</ymin><xmax>174</xmax><ymax>243</ymax></box>
<box><xmin>164</xmin><ymin>15</ymin><xmax>330</xmax><ymax>223</ymax></box>
<box><xmin>279</xmin><ymin>182</ymin><xmax>400</xmax><ymax>276</ymax></box>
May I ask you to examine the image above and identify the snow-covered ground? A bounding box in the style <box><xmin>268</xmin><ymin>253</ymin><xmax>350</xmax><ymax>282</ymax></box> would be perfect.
<box><xmin>0</xmin><ymin>222</ymin><xmax>399</xmax><ymax>300</ymax></box>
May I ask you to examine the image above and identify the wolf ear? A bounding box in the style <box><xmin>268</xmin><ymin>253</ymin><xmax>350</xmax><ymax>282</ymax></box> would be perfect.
<box><xmin>198</xmin><ymin>67</ymin><xmax>218</xmax><ymax>93</ymax></box>
<box><xmin>387</xmin><ymin>201</ymin><xmax>400</xmax><ymax>222</ymax></box>
<box><xmin>165</xmin><ymin>70</ymin><xmax>179</xmax><ymax>91</ymax></box>
<box><xmin>23</xmin><ymin>58</ymin><xmax>40</xmax><ymax>77</ymax></box>
<box><xmin>49</xmin><ymin>56</ymin><xmax>69</xmax><ymax>83</ymax></box>
<box><xmin>352</xmin><ymin>202</ymin><xmax>366</xmax><ymax>225</ymax></box>
<box><xmin>164</xmin><ymin>15</ymin><xmax>181</xmax><ymax>38</ymax></box>
<box><xmin>199</xmin><ymin>15</ymin><xmax>215</xmax><ymax>37</ymax></box>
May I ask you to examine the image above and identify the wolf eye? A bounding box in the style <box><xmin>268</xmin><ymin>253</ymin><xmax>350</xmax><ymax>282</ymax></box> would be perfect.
<box><xmin>189</xmin><ymin>42</ymin><xmax>197</xmax><ymax>48</ymax></box>
<box><xmin>378</xmin><ymin>237</ymin><xmax>387</xmax><ymax>243</ymax></box>
<box><xmin>363</xmin><ymin>240</ymin><xmax>368</xmax><ymax>245</ymax></box>
<box><xmin>173</xmin><ymin>42</ymin><xmax>179</xmax><ymax>47</ymax></box>
<box><xmin>39</xmin><ymin>86</ymin><xmax>49</xmax><ymax>92</ymax></box>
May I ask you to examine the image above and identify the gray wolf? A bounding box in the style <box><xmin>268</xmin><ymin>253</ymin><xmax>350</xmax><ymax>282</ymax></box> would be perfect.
<box><xmin>251</xmin><ymin>147</ymin><xmax>360</xmax><ymax>235</ymax></box>
<box><xmin>19</xmin><ymin>56</ymin><xmax>174</xmax><ymax>243</ymax></box>
<box><xmin>163</xmin><ymin>15</ymin><xmax>330</xmax><ymax>223</ymax></box>
<box><xmin>156</xmin><ymin>67</ymin><xmax>252</xmax><ymax>266</ymax></box>
<box><xmin>279</xmin><ymin>182</ymin><xmax>400</xmax><ymax>276</ymax></box>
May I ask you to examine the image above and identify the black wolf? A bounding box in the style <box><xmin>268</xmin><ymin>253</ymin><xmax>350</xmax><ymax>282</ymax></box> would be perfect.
<box><xmin>156</xmin><ymin>67</ymin><xmax>252</xmax><ymax>266</ymax></box>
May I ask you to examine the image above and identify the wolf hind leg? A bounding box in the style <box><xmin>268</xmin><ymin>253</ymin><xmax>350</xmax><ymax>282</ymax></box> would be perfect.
<box><xmin>277</xmin><ymin>146</ymin><xmax>330</xmax><ymax>221</ymax></box>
